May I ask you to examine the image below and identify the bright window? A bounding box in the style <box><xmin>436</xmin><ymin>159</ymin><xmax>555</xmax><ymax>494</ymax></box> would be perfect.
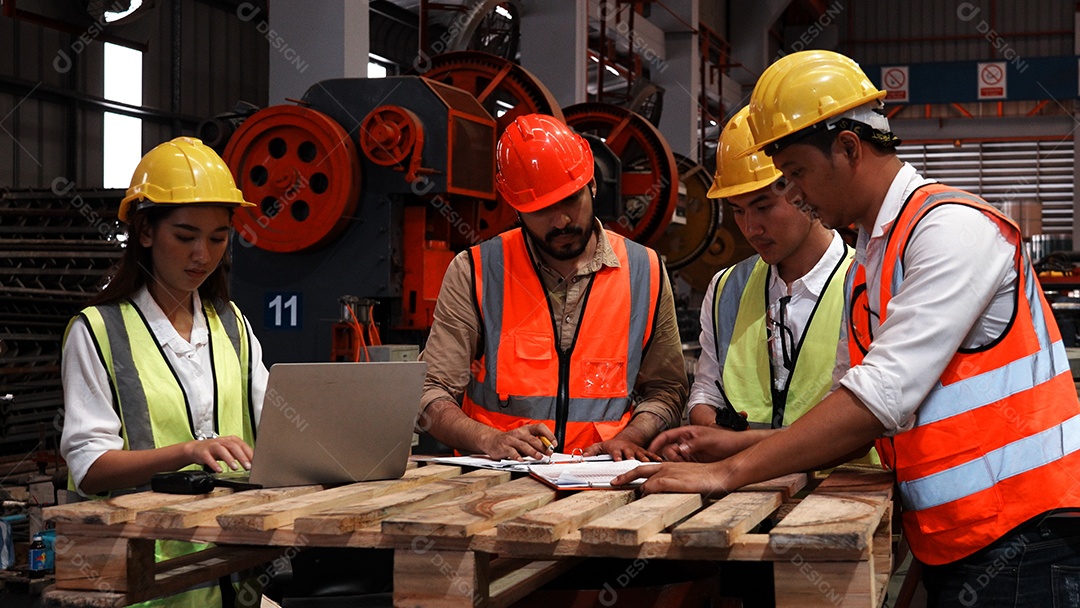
<box><xmin>368</xmin><ymin>53</ymin><xmax>393</xmax><ymax>78</ymax></box>
<box><xmin>103</xmin><ymin>43</ymin><xmax>143</xmax><ymax>188</ymax></box>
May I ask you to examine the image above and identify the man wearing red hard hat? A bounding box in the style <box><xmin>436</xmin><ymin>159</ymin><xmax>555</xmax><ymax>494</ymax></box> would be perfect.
<box><xmin>418</xmin><ymin>114</ymin><xmax>687</xmax><ymax>461</ymax></box>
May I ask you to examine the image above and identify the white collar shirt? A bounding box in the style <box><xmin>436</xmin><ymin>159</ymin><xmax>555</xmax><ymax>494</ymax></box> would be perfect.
<box><xmin>766</xmin><ymin>231</ymin><xmax>848</xmax><ymax>391</ymax></box>
<box><xmin>690</xmin><ymin>230</ymin><xmax>847</xmax><ymax>411</ymax></box>
<box><xmin>60</xmin><ymin>286</ymin><xmax>268</xmax><ymax>495</ymax></box>
<box><xmin>837</xmin><ymin>163</ymin><xmax>1016</xmax><ymax>434</ymax></box>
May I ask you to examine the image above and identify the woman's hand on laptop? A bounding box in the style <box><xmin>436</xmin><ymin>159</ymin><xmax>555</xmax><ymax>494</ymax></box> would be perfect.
<box><xmin>480</xmin><ymin>424</ymin><xmax>557</xmax><ymax>460</ymax></box>
<box><xmin>183</xmin><ymin>435</ymin><xmax>254</xmax><ymax>472</ymax></box>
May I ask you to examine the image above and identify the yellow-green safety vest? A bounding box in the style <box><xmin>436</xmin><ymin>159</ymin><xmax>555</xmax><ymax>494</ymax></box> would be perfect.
<box><xmin>711</xmin><ymin>247</ymin><xmax>852</xmax><ymax>427</ymax></box>
<box><xmin>65</xmin><ymin>297</ymin><xmax>257</xmax><ymax>608</ymax></box>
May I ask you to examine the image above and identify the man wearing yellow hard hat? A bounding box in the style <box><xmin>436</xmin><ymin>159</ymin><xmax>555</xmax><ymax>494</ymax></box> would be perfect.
<box><xmin>651</xmin><ymin>106</ymin><xmax>867</xmax><ymax>463</ymax></box>
<box><xmin>418</xmin><ymin>114</ymin><xmax>687</xmax><ymax>461</ymax></box>
<box><xmin>617</xmin><ymin>50</ymin><xmax>1080</xmax><ymax>606</ymax></box>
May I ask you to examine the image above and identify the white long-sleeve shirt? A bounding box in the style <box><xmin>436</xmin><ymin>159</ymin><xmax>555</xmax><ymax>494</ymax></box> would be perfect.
<box><xmin>836</xmin><ymin>163</ymin><xmax>1017</xmax><ymax>434</ymax></box>
<box><xmin>60</xmin><ymin>287</ymin><xmax>268</xmax><ymax>494</ymax></box>
<box><xmin>688</xmin><ymin>231</ymin><xmax>848</xmax><ymax>415</ymax></box>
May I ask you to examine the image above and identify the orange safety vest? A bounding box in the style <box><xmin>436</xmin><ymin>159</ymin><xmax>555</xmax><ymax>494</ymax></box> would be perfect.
<box><xmin>462</xmin><ymin>227</ymin><xmax>662</xmax><ymax>452</ymax></box>
<box><xmin>846</xmin><ymin>183</ymin><xmax>1080</xmax><ymax>565</ymax></box>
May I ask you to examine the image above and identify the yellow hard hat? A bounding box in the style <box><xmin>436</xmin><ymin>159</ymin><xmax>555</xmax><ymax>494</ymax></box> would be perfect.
<box><xmin>119</xmin><ymin>136</ymin><xmax>253</xmax><ymax>222</ymax></box>
<box><xmin>745</xmin><ymin>50</ymin><xmax>886</xmax><ymax>156</ymax></box>
<box><xmin>707</xmin><ymin>106</ymin><xmax>782</xmax><ymax>199</ymax></box>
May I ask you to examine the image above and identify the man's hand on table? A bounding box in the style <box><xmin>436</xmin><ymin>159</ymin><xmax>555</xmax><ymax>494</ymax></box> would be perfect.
<box><xmin>648</xmin><ymin>425</ymin><xmax>751</xmax><ymax>463</ymax></box>
<box><xmin>479</xmin><ymin>423</ymin><xmax>557</xmax><ymax>460</ymax></box>
<box><xmin>582</xmin><ymin>437</ymin><xmax>661</xmax><ymax>462</ymax></box>
<box><xmin>610</xmin><ymin>461</ymin><xmax>731</xmax><ymax>496</ymax></box>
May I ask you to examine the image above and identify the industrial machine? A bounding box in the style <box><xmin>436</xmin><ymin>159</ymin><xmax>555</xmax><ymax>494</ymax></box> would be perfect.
<box><xmin>222</xmin><ymin>51</ymin><xmax>749</xmax><ymax>364</ymax></box>
<box><xmin>225</xmin><ymin>75</ymin><xmax>498</xmax><ymax>363</ymax></box>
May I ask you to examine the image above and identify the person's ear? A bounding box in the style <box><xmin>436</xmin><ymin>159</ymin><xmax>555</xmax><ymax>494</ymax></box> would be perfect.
<box><xmin>836</xmin><ymin>131</ymin><xmax>861</xmax><ymax>165</ymax></box>
<box><xmin>138</xmin><ymin>219</ymin><xmax>154</xmax><ymax>248</ymax></box>
<box><xmin>588</xmin><ymin>178</ymin><xmax>597</xmax><ymax>198</ymax></box>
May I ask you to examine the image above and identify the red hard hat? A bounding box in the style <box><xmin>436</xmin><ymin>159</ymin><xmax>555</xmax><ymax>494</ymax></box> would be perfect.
<box><xmin>495</xmin><ymin>114</ymin><xmax>594</xmax><ymax>213</ymax></box>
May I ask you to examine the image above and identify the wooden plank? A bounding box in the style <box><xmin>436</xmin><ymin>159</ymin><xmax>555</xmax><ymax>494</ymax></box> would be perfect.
<box><xmin>482</xmin><ymin>526</ymin><xmax>870</xmax><ymax>563</ymax></box>
<box><xmin>141</xmin><ymin>546</ymin><xmax>284</xmax><ymax>605</ymax></box>
<box><xmin>488</xmin><ymin>558</ymin><xmax>579</xmax><ymax>608</ymax></box>
<box><xmin>46</xmin><ymin>489</ymin><xmax>232</xmax><ymax>525</ymax></box>
<box><xmin>382</xmin><ymin>477</ymin><xmax>556</xmax><ymax>538</ymax></box>
<box><xmin>741</xmin><ymin>473</ymin><xmax>808</xmax><ymax>500</ymax></box>
<box><xmin>55</xmin><ymin>544</ymin><xmax>284</xmax><ymax>605</ymax></box>
<box><xmin>671</xmin><ymin>491</ymin><xmax>783</xmax><ymax>548</ymax></box>
<box><xmin>217</xmin><ymin>465</ymin><xmax>462</xmax><ymax>531</ymax></box>
<box><xmin>774</xmin><ymin>558</ymin><xmax>875</xmax><ymax>607</ymax></box>
<box><xmin>774</xmin><ymin>498</ymin><xmax>802</xmax><ymax>523</ymax></box>
<box><xmin>497</xmin><ymin>489</ymin><xmax>636</xmax><ymax>544</ymax></box>
<box><xmin>872</xmin><ymin>501</ymin><xmax>893</xmax><ymax>606</ymax></box>
<box><xmin>54</xmin><ymin>535</ymin><xmax>154</xmax><ymax>593</ymax></box>
<box><xmin>815</xmin><ymin>466</ymin><xmax>894</xmax><ymax>495</ymax></box>
<box><xmin>53</xmin><ymin>535</ymin><xmax>151</xmax><ymax>593</ymax></box>
<box><xmin>393</xmin><ymin>548</ymin><xmax>489</xmax><ymax>607</ymax></box>
<box><xmin>136</xmin><ymin>485</ymin><xmax>323</xmax><ymax>529</ymax></box>
<box><xmin>294</xmin><ymin>469</ymin><xmax>510</xmax><ymax>535</ymax></box>
<box><xmin>769</xmin><ymin>491</ymin><xmax>890</xmax><ymax>557</ymax></box>
<box><xmin>580</xmin><ymin>493</ymin><xmax>701</xmax><ymax>546</ymax></box>
<box><xmin>43</xmin><ymin>587</ymin><xmax>131</xmax><ymax>608</ymax></box>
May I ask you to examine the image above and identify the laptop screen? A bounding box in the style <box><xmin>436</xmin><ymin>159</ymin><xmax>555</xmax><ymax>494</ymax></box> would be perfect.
<box><xmin>248</xmin><ymin>361</ymin><xmax>426</xmax><ymax>487</ymax></box>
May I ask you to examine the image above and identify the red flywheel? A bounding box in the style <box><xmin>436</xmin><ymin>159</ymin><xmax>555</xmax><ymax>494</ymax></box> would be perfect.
<box><xmin>563</xmin><ymin>102</ymin><xmax>679</xmax><ymax>246</ymax></box>
<box><xmin>224</xmin><ymin>105</ymin><xmax>361</xmax><ymax>253</ymax></box>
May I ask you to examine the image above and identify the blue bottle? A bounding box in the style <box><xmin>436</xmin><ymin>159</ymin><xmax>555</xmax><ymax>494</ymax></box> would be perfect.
<box><xmin>28</xmin><ymin>534</ymin><xmax>46</xmax><ymax>579</ymax></box>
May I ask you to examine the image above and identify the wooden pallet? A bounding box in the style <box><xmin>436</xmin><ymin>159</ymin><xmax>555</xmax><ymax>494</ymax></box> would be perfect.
<box><xmin>41</xmin><ymin>464</ymin><xmax>893</xmax><ymax>607</ymax></box>
<box><xmin>0</xmin><ymin>568</ymin><xmax>54</xmax><ymax>595</ymax></box>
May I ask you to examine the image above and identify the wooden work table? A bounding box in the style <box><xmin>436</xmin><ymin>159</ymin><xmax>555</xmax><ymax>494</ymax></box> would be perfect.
<box><xmin>41</xmin><ymin>463</ymin><xmax>894</xmax><ymax>607</ymax></box>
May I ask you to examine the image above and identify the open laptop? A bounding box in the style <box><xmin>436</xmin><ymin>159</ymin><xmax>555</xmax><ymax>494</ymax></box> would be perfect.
<box><xmin>241</xmin><ymin>361</ymin><xmax>426</xmax><ymax>488</ymax></box>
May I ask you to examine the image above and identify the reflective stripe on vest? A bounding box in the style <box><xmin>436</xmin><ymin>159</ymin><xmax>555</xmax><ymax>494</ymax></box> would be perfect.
<box><xmin>74</xmin><ymin>298</ymin><xmax>254</xmax><ymax>461</ymax></box>
<box><xmin>712</xmin><ymin>248</ymin><xmax>852</xmax><ymax>428</ymax></box>
<box><xmin>848</xmin><ymin>183</ymin><xmax>1080</xmax><ymax>564</ymax></box>
<box><xmin>901</xmin><ymin>413</ymin><xmax>1080</xmax><ymax>511</ymax></box>
<box><xmin>463</xmin><ymin>228</ymin><xmax>659</xmax><ymax>450</ymax></box>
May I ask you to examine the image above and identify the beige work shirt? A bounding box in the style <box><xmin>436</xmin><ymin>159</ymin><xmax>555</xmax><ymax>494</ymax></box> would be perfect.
<box><xmin>420</xmin><ymin>221</ymin><xmax>688</xmax><ymax>430</ymax></box>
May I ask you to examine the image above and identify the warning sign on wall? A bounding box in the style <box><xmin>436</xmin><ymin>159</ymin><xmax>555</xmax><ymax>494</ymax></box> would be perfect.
<box><xmin>881</xmin><ymin>66</ymin><xmax>909</xmax><ymax>102</ymax></box>
<box><xmin>977</xmin><ymin>62</ymin><xmax>1007</xmax><ymax>100</ymax></box>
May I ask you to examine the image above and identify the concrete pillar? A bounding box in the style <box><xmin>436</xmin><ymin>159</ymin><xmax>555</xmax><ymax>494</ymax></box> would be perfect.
<box><xmin>265</xmin><ymin>0</ymin><xmax>369</xmax><ymax>105</ymax></box>
<box><xmin>649</xmin><ymin>0</ymin><xmax>700</xmax><ymax>157</ymax></box>
<box><xmin>518</xmin><ymin>0</ymin><xmax>589</xmax><ymax>108</ymax></box>
<box><xmin>728</xmin><ymin>0</ymin><xmax>791</xmax><ymax>84</ymax></box>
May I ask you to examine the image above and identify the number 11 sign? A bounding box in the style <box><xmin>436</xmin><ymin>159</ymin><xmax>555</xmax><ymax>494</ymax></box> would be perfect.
<box><xmin>265</xmin><ymin>292</ymin><xmax>302</xmax><ymax>330</ymax></box>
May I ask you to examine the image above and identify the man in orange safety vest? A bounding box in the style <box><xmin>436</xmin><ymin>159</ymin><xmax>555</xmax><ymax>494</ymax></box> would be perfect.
<box><xmin>418</xmin><ymin>113</ymin><xmax>687</xmax><ymax>461</ymax></box>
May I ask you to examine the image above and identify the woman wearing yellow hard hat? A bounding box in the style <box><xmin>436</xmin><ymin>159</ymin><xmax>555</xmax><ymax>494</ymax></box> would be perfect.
<box><xmin>60</xmin><ymin>137</ymin><xmax>267</xmax><ymax>607</ymax></box>
<box><xmin>617</xmin><ymin>50</ymin><xmax>1080</xmax><ymax>608</ymax></box>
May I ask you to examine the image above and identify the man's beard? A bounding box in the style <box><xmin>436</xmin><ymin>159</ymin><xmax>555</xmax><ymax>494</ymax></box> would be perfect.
<box><xmin>525</xmin><ymin>219</ymin><xmax>595</xmax><ymax>261</ymax></box>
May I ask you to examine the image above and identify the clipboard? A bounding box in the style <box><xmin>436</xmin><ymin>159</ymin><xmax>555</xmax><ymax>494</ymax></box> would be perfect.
<box><xmin>527</xmin><ymin>459</ymin><xmax>654</xmax><ymax>490</ymax></box>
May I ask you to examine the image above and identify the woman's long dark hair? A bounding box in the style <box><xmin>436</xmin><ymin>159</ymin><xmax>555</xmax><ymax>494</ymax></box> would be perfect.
<box><xmin>87</xmin><ymin>205</ymin><xmax>233</xmax><ymax>307</ymax></box>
